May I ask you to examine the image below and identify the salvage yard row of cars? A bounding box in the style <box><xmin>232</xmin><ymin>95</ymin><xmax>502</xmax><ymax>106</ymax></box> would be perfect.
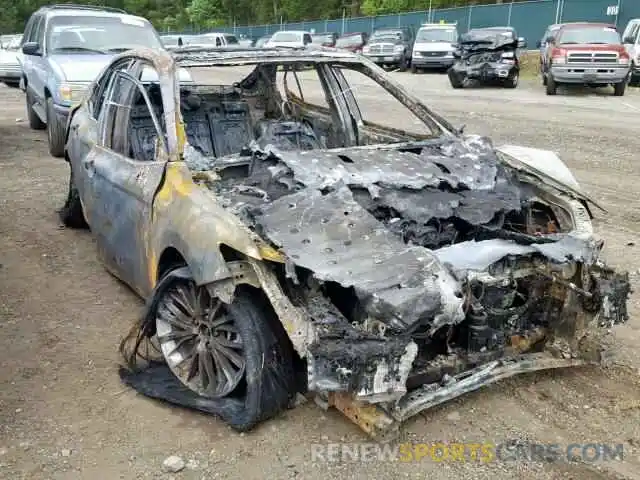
<box><xmin>0</xmin><ymin>3</ymin><xmax>633</xmax><ymax>439</ymax></box>
<box><xmin>158</xmin><ymin>21</ymin><xmax>640</xmax><ymax>95</ymax></box>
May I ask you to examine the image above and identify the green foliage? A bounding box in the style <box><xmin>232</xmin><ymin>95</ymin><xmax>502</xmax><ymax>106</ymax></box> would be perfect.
<box><xmin>0</xmin><ymin>0</ymin><xmax>516</xmax><ymax>34</ymax></box>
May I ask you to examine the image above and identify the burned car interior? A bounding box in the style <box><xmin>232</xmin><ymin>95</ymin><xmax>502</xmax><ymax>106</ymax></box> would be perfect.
<box><xmin>125</xmin><ymin>63</ymin><xmax>436</xmax><ymax>166</ymax></box>
<box><xmin>98</xmin><ymin>49</ymin><xmax>631</xmax><ymax>439</ymax></box>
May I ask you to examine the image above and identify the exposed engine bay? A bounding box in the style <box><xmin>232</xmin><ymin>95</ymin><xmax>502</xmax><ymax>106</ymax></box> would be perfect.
<box><xmin>121</xmin><ymin>57</ymin><xmax>630</xmax><ymax>438</ymax></box>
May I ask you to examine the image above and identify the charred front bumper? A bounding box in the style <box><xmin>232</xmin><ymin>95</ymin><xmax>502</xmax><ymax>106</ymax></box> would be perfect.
<box><xmin>299</xmin><ymin>253</ymin><xmax>630</xmax><ymax>438</ymax></box>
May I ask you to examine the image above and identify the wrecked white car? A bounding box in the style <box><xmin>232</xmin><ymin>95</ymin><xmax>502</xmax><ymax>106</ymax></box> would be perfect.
<box><xmin>60</xmin><ymin>46</ymin><xmax>630</xmax><ymax>439</ymax></box>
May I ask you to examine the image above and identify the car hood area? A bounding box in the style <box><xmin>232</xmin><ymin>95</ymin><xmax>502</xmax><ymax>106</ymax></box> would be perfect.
<box><xmin>185</xmin><ymin>133</ymin><xmax>628</xmax><ymax>337</ymax></box>
<box><xmin>49</xmin><ymin>54</ymin><xmax>112</xmax><ymax>82</ymax></box>
<box><xmin>49</xmin><ymin>53</ymin><xmax>194</xmax><ymax>83</ymax></box>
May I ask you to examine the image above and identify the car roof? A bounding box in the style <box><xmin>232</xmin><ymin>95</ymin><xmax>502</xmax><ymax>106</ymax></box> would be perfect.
<box><xmin>480</xmin><ymin>26</ymin><xmax>514</xmax><ymax>31</ymax></box>
<box><xmin>558</xmin><ymin>22</ymin><xmax>616</xmax><ymax>29</ymax></box>
<box><xmin>168</xmin><ymin>46</ymin><xmax>359</xmax><ymax>67</ymax></box>
<box><xmin>272</xmin><ymin>30</ymin><xmax>310</xmax><ymax>34</ymax></box>
<box><xmin>41</xmin><ymin>9</ymin><xmax>147</xmax><ymax>22</ymax></box>
<box><xmin>419</xmin><ymin>24</ymin><xmax>457</xmax><ymax>29</ymax></box>
<box><xmin>35</xmin><ymin>4</ymin><xmax>137</xmax><ymax>17</ymax></box>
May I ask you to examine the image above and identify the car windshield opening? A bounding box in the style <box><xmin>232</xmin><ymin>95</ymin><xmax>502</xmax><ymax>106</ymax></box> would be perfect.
<box><xmin>47</xmin><ymin>15</ymin><xmax>162</xmax><ymax>53</ymax></box>
<box><xmin>224</xmin><ymin>35</ymin><xmax>239</xmax><ymax>45</ymax></box>
<box><xmin>371</xmin><ymin>31</ymin><xmax>403</xmax><ymax>42</ymax></box>
<box><xmin>557</xmin><ymin>27</ymin><xmax>621</xmax><ymax>45</ymax></box>
<box><xmin>416</xmin><ymin>29</ymin><xmax>457</xmax><ymax>42</ymax></box>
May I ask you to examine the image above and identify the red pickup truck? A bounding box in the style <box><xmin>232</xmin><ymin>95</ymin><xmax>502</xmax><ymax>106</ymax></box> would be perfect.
<box><xmin>540</xmin><ymin>22</ymin><xmax>630</xmax><ymax>96</ymax></box>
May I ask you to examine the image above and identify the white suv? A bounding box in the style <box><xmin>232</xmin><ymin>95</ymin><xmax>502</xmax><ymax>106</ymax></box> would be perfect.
<box><xmin>622</xmin><ymin>18</ymin><xmax>640</xmax><ymax>85</ymax></box>
<box><xmin>411</xmin><ymin>23</ymin><xmax>459</xmax><ymax>72</ymax></box>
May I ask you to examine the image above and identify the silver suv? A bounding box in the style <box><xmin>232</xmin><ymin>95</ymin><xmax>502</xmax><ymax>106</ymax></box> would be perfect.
<box><xmin>20</xmin><ymin>4</ymin><xmax>164</xmax><ymax>157</ymax></box>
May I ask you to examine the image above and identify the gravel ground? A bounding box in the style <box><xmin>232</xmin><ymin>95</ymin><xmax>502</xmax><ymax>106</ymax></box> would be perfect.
<box><xmin>1</xmin><ymin>72</ymin><xmax>640</xmax><ymax>480</ymax></box>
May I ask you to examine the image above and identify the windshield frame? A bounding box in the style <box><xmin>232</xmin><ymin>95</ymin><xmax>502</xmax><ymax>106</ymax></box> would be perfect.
<box><xmin>556</xmin><ymin>25</ymin><xmax>621</xmax><ymax>45</ymax></box>
<box><xmin>415</xmin><ymin>28</ymin><xmax>457</xmax><ymax>43</ymax></box>
<box><xmin>45</xmin><ymin>14</ymin><xmax>162</xmax><ymax>54</ymax></box>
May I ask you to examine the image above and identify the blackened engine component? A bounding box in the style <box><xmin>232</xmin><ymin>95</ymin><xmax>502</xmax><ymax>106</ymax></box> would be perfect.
<box><xmin>467</xmin><ymin>301</ymin><xmax>505</xmax><ymax>352</ymax></box>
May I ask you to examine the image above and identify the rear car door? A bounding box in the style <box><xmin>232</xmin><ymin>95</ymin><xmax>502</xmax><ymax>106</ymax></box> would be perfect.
<box><xmin>87</xmin><ymin>60</ymin><xmax>169</xmax><ymax>294</ymax></box>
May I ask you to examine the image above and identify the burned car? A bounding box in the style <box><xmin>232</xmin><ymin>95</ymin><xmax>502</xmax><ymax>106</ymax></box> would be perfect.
<box><xmin>449</xmin><ymin>27</ymin><xmax>525</xmax><ymax>89</ymax></box>
<box><xmin>60</xmin><ymin>47</ymin><xmax>629</xmax><ymax>439</ymax></box>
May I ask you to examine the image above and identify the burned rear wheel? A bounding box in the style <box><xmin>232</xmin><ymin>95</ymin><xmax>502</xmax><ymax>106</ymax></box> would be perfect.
<box><xmin>157</xmin><ymin>281</ymin><xmax>246</xmax><ymax>398</ymax></box>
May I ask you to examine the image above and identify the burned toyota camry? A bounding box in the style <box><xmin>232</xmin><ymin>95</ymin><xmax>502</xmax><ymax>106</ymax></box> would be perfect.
<box><xmin>60</xmin><ymin>46</ymin><xmax>630</xmax><ymax>438</ymax></box>
<box><xmin>448</xmin><ymin>27</ymin><xmax>525</xmax><ymax>89</ymax></box>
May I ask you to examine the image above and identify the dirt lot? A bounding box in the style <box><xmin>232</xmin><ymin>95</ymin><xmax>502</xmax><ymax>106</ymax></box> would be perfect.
<box><xmin>2</xmin><ymin>74</ymin><xmax>640</xmax><ymax>480</ymax></box>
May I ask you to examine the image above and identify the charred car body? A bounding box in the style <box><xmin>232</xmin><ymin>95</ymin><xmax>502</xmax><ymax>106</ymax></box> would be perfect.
<box><xmin>449</xmin><ymin>27</ymin><xmax>525</xmax><ymax>89</ymax></box>
<box><xmin>61</xmin><ymin>46</ymin><xmax>630</xmax><ymax>438</ymax></box>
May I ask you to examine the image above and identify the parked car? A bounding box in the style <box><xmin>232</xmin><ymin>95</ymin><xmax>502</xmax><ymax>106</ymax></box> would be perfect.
<box><xmin>540</xmin><ymin>22</ymin><xmax>630</xmax><ymax>96</ymax></box>
<box><xmin>254</xmin><ymin>34</ymin><xmax>272</xmax><ymax>48</ymax></box>
<box><xmin>311</xmin><ymin>31</ymin><xmax>338</xmax><ymax>47</ymax></box>
<box><xmin>264</xmin><ymin>30</ymin><xmax>313</xmax><ymax>48</ymax></box>
<box><xmin>160</xmin><ymin>34</ymin><xmax>189</xmax><ymax>49</ymax></box>
<box><xmin>448</xmin><ymin>27</ymin><xmax>524</xmax><ymax>88</ymax></box>
<box><xmin>334</xmin><ymin>32</ymin><xmax>368</xmax><ymax>53</ymax></box>
<box><xmin>237</xmin><ymin>34</ymin><xmax>254</xmax><ymax>48</ymax></box>
<box><xmin>190</xmin><ymin>32</ymin><xmax>243</xmax><ymax>48</ymax></box>
<box><xmin>60</xmin><ymin>46</ymin><xmax>629</xmax><ymax>439</ymax></box>
<box><xmin>537</xmin><ymin>23</ymin><xmax>561</xmax><ymax>74</ymax></box>
<box><xmin>621</xmin><ymin>18</ymin><xmax>640</xmax><ymax>86</ymax></box>
<box><xmin>19</xmin><ymin>4</ymin><xmax>177</xmax><ymax>157</ymax></box>
<box><xmin>410</xmin><ymin>22</ymin><xmax>458</xmax><ymax>72</ymax></box>
<box><xmin>361</xmin><ymin>26</ymin><xmax>414</xmax><ymax>71</ymax></box>
<box><xmin>0</xmin><ymin>34</ymin><xmax>22</xmax><ymax>50</ymax></box>
<box><xmin>0</xmin><ymin>34</ymin><xmax>23</xmax><ymax>87</ymax></box>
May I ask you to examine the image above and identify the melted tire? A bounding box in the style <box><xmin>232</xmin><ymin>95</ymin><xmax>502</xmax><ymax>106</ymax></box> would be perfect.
<box><xmin>122</xmin><ymin>268</ymin><xmax>297</xmax><ymax>432</ymax></box>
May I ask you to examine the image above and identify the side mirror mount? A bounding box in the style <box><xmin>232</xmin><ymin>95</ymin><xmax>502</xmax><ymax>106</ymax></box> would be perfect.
<box><xmin>517</xmin><ymin>37</ymin><xmax>526</xmax><ymax>49</ymax></box>
<box><xmin>623</xmin><ymin>36</ymin><xmax>635</xmax><ymax>44</ymax></box>
<box><xmin>546</xmin><ymin>36</ymin><xmax>555</xmax><ymax>45</ymax></box>
<box><xmin>22</xmin><ymin>42</ymin><xmax>41</xmax><ymax>56</ymax></box>
<box><xmin>536</xmin><ymin>40</ymin><xmax>541</xmax><ymax>48</ymax></box>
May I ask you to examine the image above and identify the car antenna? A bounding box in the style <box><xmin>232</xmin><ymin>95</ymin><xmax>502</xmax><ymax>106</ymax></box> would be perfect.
<box><xmin>457</xmin><ymin>123</ymin><xmax>466</xmax><ymax>135</ymax></box>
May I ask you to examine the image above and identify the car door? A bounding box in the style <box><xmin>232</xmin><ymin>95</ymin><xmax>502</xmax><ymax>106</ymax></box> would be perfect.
<box><xmin>30</xmin><ymin>15</ymin><xmax>47</xmax><ymax>107</ymax></box>
<box><xmin>21</xmin><ymin>15</ymin><xmax>42</xmax><ymax>94</ymax></box>
<box><xmin>68</xmin><ymin>59</ymin><xmax>133</xmax><ymax>211</ymax></box>
<box><xmin>623</xmin><ymin>22</ymin><xmax>640</xmax><ymax>60</ymax></box>
<box><xmin>86</xmin><ymin>59</ymin><xmax>169</xmax><ymax>295</ymax></box>
<box><xmin>541</xmin><ymin>27</ymin><xmax>556</xmax><ymax>73</ymax></box>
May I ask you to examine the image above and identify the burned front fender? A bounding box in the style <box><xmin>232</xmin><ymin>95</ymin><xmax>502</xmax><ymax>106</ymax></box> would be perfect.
<box><xmin>149</xmin><ymin>162</ymin><xmax>283</xmax><ymax>290</ymax></box>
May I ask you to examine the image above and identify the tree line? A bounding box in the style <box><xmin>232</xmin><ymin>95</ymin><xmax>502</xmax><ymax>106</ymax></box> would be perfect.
<box><xmin>0</xmin><ymin>0</ymin><xmax>520</xmax><ymax>34</ymax></box>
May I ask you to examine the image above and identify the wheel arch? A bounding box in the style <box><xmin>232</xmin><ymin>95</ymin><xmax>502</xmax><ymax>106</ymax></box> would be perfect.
<box><xmin>154</xmin><ymin>240</ymin><xmax>243</xmax><ymax>288</ymax></box>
